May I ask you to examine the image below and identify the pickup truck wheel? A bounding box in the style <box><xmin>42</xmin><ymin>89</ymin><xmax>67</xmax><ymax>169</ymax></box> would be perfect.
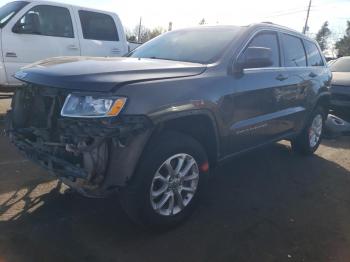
<box><xmin>291</xmin><ymin>107</ymin><xmax>325</xmax><ymax>155</ymax></box>
<box><xmin>119</xmin><ymin>131</ymin><xmax>209</xmax><ymax>230</ymax></box>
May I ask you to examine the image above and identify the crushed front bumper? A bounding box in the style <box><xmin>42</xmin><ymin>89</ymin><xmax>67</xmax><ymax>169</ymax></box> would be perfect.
<box><xmin>6</xmin><ymin>85</ymin><xmax>153</xmax><ymax>197</ymax></box>
<box><xmin>9</xmin><ymin>129</ymin><xmax>88</xmax><ymax>178</ymax></box>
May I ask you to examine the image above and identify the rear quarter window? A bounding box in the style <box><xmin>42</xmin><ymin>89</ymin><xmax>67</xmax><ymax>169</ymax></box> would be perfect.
<box><xmin>79</xmin><ymin>10</ymin><xmax>119</xmax><ymax>41</ymax></box>
<box><xmin>304</xmin><ymin>40</ymin><xmax>324</xmax><ymax>66</ymax></box>
<box><xmin>282</xmin><ymin>33</ymin><xmax>307</xmax><ymax>67</ymax></box>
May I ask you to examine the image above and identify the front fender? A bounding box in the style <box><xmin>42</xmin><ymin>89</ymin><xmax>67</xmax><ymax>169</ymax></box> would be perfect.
<box><xmin>148</xmin><ymin>106</ymin><xmax>222</xmax><ymax>160</ymax></box>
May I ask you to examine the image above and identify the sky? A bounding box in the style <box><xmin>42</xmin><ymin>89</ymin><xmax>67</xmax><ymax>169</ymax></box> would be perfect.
<box><xmin>0</xmin><ymin>0</ymin><xmax>349</xmax><ymax>40</ymax></box>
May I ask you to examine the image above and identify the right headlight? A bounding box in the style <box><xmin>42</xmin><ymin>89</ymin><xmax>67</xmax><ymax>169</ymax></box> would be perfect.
<box><xmin>61</xmin><ymin>94</ymin><xmax>127</xmax><ymax>118</ymax></box>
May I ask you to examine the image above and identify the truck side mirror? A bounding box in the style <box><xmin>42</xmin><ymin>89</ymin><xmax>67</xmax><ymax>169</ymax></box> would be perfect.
<box><xmin>12</xmin><ymin>22</ymin><xmax>25</xmax><ymax>33</ymax></box>
<box><xmin>234</xmin><ymin>47</ymin><xmax>274</xmax><ymax>73</ymax></box>
<box><xmin>12</xmin><ymin>13</ymin><xmax>41</xmax><ymax>34</ymax></box>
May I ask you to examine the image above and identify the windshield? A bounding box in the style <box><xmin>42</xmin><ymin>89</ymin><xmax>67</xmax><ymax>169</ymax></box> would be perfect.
<box><xmin>130</xmin><ymin>27</ymin><xmax>241</xmax><ymax>64</ymax></box>
<box><xmin>0</xmin><ymin>1</ymin><xmax>28</xmax><ymax>28</ymax></box>
<box><xmin>330</xmin><ymin>57</ymin><xmax>350</xmax><ymax>72</ymax></box>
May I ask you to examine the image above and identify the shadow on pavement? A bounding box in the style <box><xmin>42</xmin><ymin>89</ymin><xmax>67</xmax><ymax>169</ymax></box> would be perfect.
<box><xmin>322</xmin><ymin>136</ymin><xmax>350</xmax><ymax>150</ymax></box>
<box><xmin>0</xmin><ymin>135</ymin><xmax>52</xmax><ymax>195</ymax></box>
<box><xmin>0</xmin><ymin>143</ymin><xmax>350</xmax><ymax>262</ymax></box>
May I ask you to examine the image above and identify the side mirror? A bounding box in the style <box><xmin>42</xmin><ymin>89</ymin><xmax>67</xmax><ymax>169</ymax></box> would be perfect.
<box><xmin>12</xmin><ymin>22</ymin><xmax>26</xmax><ymax>33</ymax></box>
<box><xmin>12</xmin><ymin>13</ymin><xmax>40</xmax><ymax>34</ymax></box>
<box><xmin>234</xmin><ymin>47</ymin><xmax>274</xmax><ymax>73</ymax></box>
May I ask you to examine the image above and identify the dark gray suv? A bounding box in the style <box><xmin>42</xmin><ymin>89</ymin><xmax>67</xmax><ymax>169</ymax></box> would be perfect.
<box><xmin>6</xmin><ymin>23</ymin><xmax>331</xmax><ymax>228</ymax></box>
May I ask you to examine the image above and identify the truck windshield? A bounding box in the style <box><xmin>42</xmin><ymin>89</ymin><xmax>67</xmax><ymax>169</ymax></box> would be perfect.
<box><xmin>331</xmin><ymin>57</ymin><xmax>350</xmax><ymax>72</ymax></box>
<box><xmin>129</xmin><ymin>27</ymin><xmax>240</xmax><ymax>64</ymax></box>
<box><xmin>0</xmin><ymin>1</ymin><xmax>29</xmax><ymax>28</ymax></box>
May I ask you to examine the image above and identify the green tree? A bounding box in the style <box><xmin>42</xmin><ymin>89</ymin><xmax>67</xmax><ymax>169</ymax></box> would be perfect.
<box><xmin>346</xmin><ymin>20</ymin><xmax>350</xmax><ymax>36</ymax></box>
<box><xmin>149</xmin><ymin>27</ymin><xmax>166</xmax><ymax>39</ymax></box>
<box><xmin>335</xmin><ymin>21</ymin><xmax>350</xmax><ymax>57</ymax></box>
<box><xmin>125</xmin><ymin>28</ymin><xmax>137</xmax><ymax>42</ymax></box>
<box><xmin>127</xmin><ymin>25</ymin><xmax>166</xmax><ymax>43</ymax></box>
<box><xmin>315</xmin><ymin>21</ymin><xmax>331</xmax><ymax>51</ymax></box>
<box><xmin>133</xmin><ymin>24</ymin><xmax>151</xmax><ymax>43</ymax></box>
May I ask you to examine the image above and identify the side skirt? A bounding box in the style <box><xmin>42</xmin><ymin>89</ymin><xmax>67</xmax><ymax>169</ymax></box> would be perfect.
<box><xmin>217</xmin><ymin>131</ymin><xmax>297</xmax><ymax>165</ymax></box>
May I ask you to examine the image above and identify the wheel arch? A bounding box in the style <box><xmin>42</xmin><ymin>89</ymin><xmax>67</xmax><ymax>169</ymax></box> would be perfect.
<box><xmin>148</xmin><ymin>110</ymin><xmax>221</xmax><ymax>167</ymax></box>
<box><xmin>314</xmin><ymin>92</ymin><xmax>331</xmax><ymax>114</ymax></box>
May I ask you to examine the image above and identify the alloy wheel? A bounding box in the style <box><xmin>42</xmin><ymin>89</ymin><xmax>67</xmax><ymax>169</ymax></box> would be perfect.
<box><xmin>150</xmin><ymin>153</ymin><xmax>199</xmax><ymax>216</ymax></box>
<box><xmin>309</xmin><ymin>114</ymin><xmax>323</xmax><ymax>148</ymax></box>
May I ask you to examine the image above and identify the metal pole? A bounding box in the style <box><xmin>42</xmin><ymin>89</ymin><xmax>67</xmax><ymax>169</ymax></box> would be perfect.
<box><xmin>138</xmin><ymin>17</ymin><xmax>142</xmax><ymax>43</ymax></box>
<box><xmin>303</xmin><ymin>0</ymin><xmax>312</xmax><ymax>34</ymax></box>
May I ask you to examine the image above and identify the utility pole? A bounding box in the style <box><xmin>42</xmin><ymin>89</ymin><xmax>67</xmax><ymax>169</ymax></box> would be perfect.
<box><xmin>138</xmin><ymin>17</ymin><xmax>142</xmax><ymax>43</ymax></box>
<box><xmin>303</xmin><ymin>0</ymin><xmax>312</xmax><ymax>34</ymax></box>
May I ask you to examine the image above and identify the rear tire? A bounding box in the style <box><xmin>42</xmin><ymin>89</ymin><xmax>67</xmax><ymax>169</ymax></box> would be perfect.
<box><xmin>291</xmin><ymin>107</ymin><xmax>326</xmax><ymax>155</ymax></box>
<box><xmin>119</xmin><ymin>131</ymin><xmax>209</xmax><ymax>230</ymax></box>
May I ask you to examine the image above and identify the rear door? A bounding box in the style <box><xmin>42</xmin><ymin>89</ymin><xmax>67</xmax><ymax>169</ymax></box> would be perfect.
<box><xmin>303</xmin><ymin>39</ymin><xmax>328</xmax><ymax>98</ymax></box>
<box><xmin>276</xmin><ymin>33</ymin><xmax>310</xmax><ymax>133</ymax></box>
<box><xmin>2</xmin><ymin>3</ymin><xmax>80</xmax><ymax>85</ymax></box>
<box><xmin>75</xmin><ymin>9</ymin><xmax>128</xmax><ymax>57</ymax></box>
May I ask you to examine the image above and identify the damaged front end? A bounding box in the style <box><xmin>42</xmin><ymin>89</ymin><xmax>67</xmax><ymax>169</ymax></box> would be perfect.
<box><xmin>5</xmin><ymin>85</ymin><xmax>152</xmax><ymax>197</ymax></box>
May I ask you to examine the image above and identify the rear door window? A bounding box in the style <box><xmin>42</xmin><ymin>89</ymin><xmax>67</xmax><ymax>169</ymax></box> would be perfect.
<box><xmin>282</xmin><ymin>34</ymin><xmax>307</xmax><ymax>67</ymax></box>
<box><xmin>79</xmin><ymin>10</ymin><xmax>119</xmax><ymax>41</ymax></box>
<box><xmin>304</xmin><ymin>40</ymin><xmax>324</xmax><ymax>66</ymax></box>
<box><xmin>246</xmin><ymin>32</ymin><xmax>280</xmax><ymax>67</ymax></box>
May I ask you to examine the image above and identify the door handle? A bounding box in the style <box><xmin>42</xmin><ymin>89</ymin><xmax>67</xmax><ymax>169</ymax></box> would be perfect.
<box><xmin>276</xmin><ymin>74</ymin><xmax>288</xmax><ymax>81</ymax></box>
<box><xmin>111</xmin><ymin>48</ymin><xmax>120</xmax><ymax>54</ymax></box>
<box><xmin>309</xmin><ymin>72</ymin><xmax>318</xmax><ymax>78</ymax></box>
<box><xmin>6</xmin><ymin>52</ymin><xmax>17</xmax><ymax>58</ymax></box>
<box><xmin>67</xmin><ymin>44</ymin><xmax>79</xmax><ymax>50</ymax></box>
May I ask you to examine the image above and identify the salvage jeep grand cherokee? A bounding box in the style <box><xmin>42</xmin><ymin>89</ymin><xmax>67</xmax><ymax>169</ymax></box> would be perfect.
<box><xmin>6</xmin><ymin>23</ymin><xmax>331</xmax><ymax>228</ymax></box>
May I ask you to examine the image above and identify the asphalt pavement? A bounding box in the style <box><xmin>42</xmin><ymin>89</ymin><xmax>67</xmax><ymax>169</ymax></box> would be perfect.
<box><xmin>0</xmin><ymin>99</ymin><xmax>350</xmax><ymax>262</ymax></box>
<box><xmin>0</xmin><ymin>131</ymin><xmax>349</xmax><ymax>262</ymax></box>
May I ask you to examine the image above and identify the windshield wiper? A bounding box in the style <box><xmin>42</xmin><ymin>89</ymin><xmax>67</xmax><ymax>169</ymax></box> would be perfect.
<box><xmin>146</xmin><ymin>56</ymin><xmax>189</xmax><ymax>62</ymax></box>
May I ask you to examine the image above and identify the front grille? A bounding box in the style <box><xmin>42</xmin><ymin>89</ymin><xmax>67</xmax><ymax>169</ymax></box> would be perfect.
<box><xmin>11</xmin><ymin>85</ymin><xmax>67</xmax><ymax>130</ymax></box>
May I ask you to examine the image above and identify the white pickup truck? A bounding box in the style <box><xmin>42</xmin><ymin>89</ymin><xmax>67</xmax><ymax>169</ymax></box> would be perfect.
<box><xmin>0</xmin><ymin>0</ymin><xmax>130</xmax><ymax>89</ymax></box>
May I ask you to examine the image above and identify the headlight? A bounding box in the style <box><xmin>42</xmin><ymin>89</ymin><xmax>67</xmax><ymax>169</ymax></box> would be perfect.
<box><xmin>61</xmin><ymin>94</ymin><xmax>127</xmax><ymax>118</ymax></box>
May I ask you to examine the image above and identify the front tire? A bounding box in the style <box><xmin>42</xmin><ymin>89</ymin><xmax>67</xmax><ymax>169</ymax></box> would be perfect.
<box><xmin>291</xmin><ymin>107</ymin><xmax>326</xmax><ymax>155</ymax></box>
<box><xmin>119</xmin><ymin>131</ymin><xmax>209</xmax><ymax>230</ymax></box>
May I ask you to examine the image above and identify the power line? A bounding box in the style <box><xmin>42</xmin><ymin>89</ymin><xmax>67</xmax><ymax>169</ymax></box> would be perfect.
<box><xmin>261</xmin><ymin>9</ymin><xmax>308</xmax><ymax>19</ymax></box>
<box><xmin>266</xmin><ymin>7</ymin><xmax>310</xmax><ymax>16</ymax></box>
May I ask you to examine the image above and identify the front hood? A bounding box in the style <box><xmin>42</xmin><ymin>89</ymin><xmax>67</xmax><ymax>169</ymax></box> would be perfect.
<box><xmin>332</xmin><ymin>72</ymin><xmax>350</xmax><ymax>87</ymax></box>
<box><xmin>15</xmin><ymin>57</ymin><xmax>207</xmax><ymax>92</ymax></box>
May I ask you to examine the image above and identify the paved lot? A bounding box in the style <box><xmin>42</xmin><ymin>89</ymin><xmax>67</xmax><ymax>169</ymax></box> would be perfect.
<box><xmin>0</xmin><ymin>100</ymin><xmax>350</xmax><ymax>262</ymax></box>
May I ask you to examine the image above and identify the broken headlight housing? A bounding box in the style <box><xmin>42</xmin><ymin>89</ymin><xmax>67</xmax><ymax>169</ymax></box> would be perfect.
<box><xmin>61</xmin><ymin>94</ymin><xmax>127</xmax><ymax>118</ymax></box>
